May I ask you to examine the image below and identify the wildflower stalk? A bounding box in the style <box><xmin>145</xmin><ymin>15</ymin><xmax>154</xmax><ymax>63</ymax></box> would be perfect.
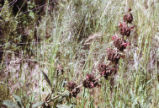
<box><xmin>65</xmin><ymin>8</ymin><xmax>134</xmax><ymax>98</ymax></box>
<box><xmin>43</xmin><ymin>8</ymin><xmax>135</xmax><ymax>107</ymax></box>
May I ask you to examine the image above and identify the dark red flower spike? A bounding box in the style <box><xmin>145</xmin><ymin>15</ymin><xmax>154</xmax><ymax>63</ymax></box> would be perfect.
<box><xmin>65</xmin><ymin>9</ymin><xmax>135</xmax><ymax>99</ymax></box>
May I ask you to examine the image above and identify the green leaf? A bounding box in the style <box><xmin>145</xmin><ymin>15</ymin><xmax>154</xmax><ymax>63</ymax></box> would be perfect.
<box><xmin>13</xmin><ymin>95</ymin><xmax>21</xmax><ymax>103</ymax></box>
<box><xmin>3</xmin><ymin>100</ymin><xmax>20</xmax><ymax>108</ymax></box>
<box><xmin>32</xmin><ymin>101</ymin><xmax>44</xmax><ymax>108</ymax></box>
<box><xmin>29</xmin><ymin>12</ymin><xmax>35</xmax><ymax>19</ymax></box>
<box><xmin>56</xmin><ymin>104</ymin><xmax>74</xmax><ymax>108</ymax></box>
<box><xmin>13</xmin><ymin>94</ymin><xmax>24</xmax><ymax>108</ymax></box>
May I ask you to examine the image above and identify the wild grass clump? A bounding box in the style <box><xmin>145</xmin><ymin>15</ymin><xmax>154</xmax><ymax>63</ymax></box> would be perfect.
<box><xmin>0</xmin><ymin>0</ymin><xmax>159</xmax><ymax>108</ymax></box>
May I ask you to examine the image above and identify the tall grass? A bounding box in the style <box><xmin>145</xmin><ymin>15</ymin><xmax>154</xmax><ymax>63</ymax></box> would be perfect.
<box><xmin>0</xmin><ymin>0</ymin><xmax>159</xmax><ymax>107</ymax></box>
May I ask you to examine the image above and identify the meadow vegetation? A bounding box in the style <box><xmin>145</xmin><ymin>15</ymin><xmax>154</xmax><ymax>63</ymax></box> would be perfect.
<box><xmin>0</xmin><ymin>0</ymin><xmax>159</xmax><ymax>107</ymax></box>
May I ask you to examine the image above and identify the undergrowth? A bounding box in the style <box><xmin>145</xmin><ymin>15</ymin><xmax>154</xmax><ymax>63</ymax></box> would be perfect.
<box><xmin>0</xmin><ymin>0</ymin><xmax>159</xmax><ymax>108</ymax></box>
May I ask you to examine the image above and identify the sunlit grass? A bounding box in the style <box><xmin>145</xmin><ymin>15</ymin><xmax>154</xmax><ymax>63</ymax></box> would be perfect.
<box><xmin>0</xmin><ymin>0</ymin><xmax>159</xmax><ymax>107</ymax></box>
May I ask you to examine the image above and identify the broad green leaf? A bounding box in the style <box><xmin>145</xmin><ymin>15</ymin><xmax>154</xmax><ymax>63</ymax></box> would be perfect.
<box><xmin>3</xmin><ymin>100</ymin><xmax>20</xmax><ymax>108</ymax></box>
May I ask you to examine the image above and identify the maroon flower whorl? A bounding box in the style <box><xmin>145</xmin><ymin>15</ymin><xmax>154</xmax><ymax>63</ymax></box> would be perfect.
<box><xmin>112</xmin><ymin>35</ymin><xmax>129</xmax><ymax>51</ymax></box>
<box><xmin>119</xmin><ymin>22</ymin><xmax>132</xmax><ymax>36</ymax></box>
<box><xmin>123</xmin><ymin>13</ymin><xmax>133</xmax><ymax>23</ymax></box>
<box><xmin>107</xmin><ymin>48</ymin><xmax>121</xmax><ymax>64</ymax></box>
<box><xmin>98</xmin><ymin>64</ymin><xmax>117</xmax><ymax>79</ymax></box>
<box><xmin>67</xmin><ymin>81</ymin><xmax>80</xmax><ymax>97</ymax></box>
<box><xmin>83</xmin><ymin>74</ymin><xmax>99</xmax><ymax>89</ymax></box>
<box><xmin>98</xmin><ymin>63</ymin><xmax>107</xmax><ymax>74</ymax></box>
<box><xmin>123</xmin><ymin>8</ymin><xmax>133</xmax><ymax>23</ymax></box>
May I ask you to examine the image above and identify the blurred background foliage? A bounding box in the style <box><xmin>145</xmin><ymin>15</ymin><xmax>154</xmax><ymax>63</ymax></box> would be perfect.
<box><xmin>0</xmin><ymin>0</ymin><xmax>159</xmax><ymax>107</ymax></box>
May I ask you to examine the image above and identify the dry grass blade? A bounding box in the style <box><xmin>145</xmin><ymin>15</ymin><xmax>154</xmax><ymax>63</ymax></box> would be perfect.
<box><xmin>84</xmin><ymin>32</ymin><xmax>102</xmax><ymax>45</ymax></box>
<box><xmin>42</xmin><ymin>71</ymin><xmax>52</xmax><ymax>88</ymax></box>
